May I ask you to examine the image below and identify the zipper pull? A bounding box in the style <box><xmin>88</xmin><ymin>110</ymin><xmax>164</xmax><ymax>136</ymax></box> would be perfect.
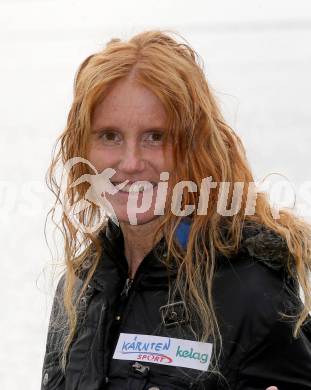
<box><xmin>121</xmin><ymin>277</ymin><xmax>133</xmax><ymax>297</ymax></box>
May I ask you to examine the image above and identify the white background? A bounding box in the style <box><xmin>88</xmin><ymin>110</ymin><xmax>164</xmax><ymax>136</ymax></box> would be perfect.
<box><xmin>0</xmin><ymin>1</ymin><xmax>311</xmax><ymax>388</ymax></box>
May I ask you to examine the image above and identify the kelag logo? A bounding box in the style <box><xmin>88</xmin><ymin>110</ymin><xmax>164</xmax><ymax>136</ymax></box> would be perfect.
<box><xmin>176</xmin><ymin>345</ymin><xmax>209</xmax><ymax>364</ymax></box>
<box><xmin>113</xmin><ymin>333</ymin><xmax>213</xmax><ymax>371</ymax></box>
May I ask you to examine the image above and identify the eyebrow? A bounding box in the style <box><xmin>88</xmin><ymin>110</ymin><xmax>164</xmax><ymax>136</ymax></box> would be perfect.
<box><xmin>91</xmin><ymin>126</ymin><xmax>167</xmax><ymax>133</ymax></box>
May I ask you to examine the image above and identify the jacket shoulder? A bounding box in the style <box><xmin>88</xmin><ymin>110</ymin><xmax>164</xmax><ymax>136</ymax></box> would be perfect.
<box><xmin>220</xmin><ymin>222</ymin><xmax>311</xmax><ymax>389</ymax></box>
<box><xmin>213</xmin><ymin>221</ymin><xmax>302</xmax><ymax>360</ymax></box>
<box><xmin>215</xmin><ymin>220</ymin><xmax>299</xmax><ymax>312</ymax></box>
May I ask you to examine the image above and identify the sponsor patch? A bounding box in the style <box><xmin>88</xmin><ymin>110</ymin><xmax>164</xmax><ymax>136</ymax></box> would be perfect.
<box><xmin>113</xmin><ymin>333</ymin><xmax>213</xmax><ymax>371</ymax></box>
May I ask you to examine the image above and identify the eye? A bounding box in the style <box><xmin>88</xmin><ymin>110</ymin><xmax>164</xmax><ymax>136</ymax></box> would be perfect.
<box><xmin>143</xmin><ymin>131</ymin><xmax>164</xmax><ymax>145</ymax></box>
<box><xmin>98</xmin><ymin>130</ymin><xmax>122</xmax><ymax>145</ymax></box>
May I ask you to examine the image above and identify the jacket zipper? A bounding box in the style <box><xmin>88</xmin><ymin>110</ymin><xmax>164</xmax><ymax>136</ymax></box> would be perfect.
<box><xmin>104</xmin><ymin>246</ymin><xmax>166</xmax><ymax>386</ymax></box>
<box><xmin>120</xmin><ymin>277</ymin><xmax>134</xmax><ymax>297</ymax></box>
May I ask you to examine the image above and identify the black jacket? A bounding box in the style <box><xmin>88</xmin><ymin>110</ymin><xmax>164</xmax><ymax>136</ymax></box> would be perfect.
<box><xmin>40</xmin><ymin>220</ymin><xmax>311</xmax><ymax>390</ymax></box>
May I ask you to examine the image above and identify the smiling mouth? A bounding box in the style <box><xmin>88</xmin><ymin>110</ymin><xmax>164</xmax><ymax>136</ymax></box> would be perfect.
<box><xmin>112</xmin><ymin>181</ymin><xmax>158</xmax><ymax>194</ymax></box>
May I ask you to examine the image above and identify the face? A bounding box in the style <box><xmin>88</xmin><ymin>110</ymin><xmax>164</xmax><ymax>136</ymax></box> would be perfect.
<box><xmin>88</xmin><ymin>77</ymin><xmax>174</xmax><ymax>225</ymax></box>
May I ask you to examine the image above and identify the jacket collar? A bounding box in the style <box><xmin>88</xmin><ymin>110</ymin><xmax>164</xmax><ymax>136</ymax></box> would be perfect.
<box><xmin>86</xmin><ymin>219</ymin><xmax>174</xmax><ymax>292</ymax></box>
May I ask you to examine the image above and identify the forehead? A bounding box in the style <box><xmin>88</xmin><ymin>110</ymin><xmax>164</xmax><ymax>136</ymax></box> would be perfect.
<box><xmin>92</xmin><ymin>78</ymin><xmax>167</xmax><ymax>131</ymax></box>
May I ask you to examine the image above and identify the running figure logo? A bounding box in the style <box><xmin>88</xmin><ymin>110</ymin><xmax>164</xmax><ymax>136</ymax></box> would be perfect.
<box><xmin>62</xmin><ymin>157</ymin><xmax>128</xmax><ymax>232</ymax></box>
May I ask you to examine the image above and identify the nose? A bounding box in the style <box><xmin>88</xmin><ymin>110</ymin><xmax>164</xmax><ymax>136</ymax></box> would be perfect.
<box><xmin>118</xmin><ymin>140</ymin><xmax>145</xmax><ymax>174</ymax></box>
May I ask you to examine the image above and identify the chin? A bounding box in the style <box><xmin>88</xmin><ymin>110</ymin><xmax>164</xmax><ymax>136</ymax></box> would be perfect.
<box><xmin>114</xmin><ymin>207</ymin><xmax>160</xmax><ymax>226</ymax></box>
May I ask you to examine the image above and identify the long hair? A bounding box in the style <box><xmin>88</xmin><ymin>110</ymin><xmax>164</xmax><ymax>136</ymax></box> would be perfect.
<box><xmin>46</xmin><ymin>30</ymin><xmax>311</xmax><ymax>373</ymax></box>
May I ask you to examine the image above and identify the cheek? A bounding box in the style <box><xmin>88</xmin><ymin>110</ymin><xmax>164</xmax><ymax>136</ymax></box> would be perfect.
<box><xmin>159</xmin><ymin>146</ymin><xmax>174</xmax><ymax>173</ymax></box>
<box><xmin>88</xmin><ymin>147</ymin><xmax>119</xmax><ymax>172</ymax></box>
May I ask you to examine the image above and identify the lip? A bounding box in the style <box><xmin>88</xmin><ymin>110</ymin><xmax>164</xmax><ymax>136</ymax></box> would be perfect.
<box><xmin>110</xmin><ymin>182</ymin><xmax>158</xmax><ymax>195</ymax></box>
<box><xmin>119</xmin><ymin>183</ymin><xmax>158</xmax><ymax>194</ymax></box>
<box><xmin>112</xmin><ymin>181</ymin><xmax>158</xmax><ymax>191</ymax></box>
<box><xmin>112</xmin><ymin>181</ymin><xmax>158</xmax><ymax>185</ymax></box>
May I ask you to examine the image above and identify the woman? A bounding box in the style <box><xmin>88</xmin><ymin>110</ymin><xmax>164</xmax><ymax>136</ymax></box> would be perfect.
<box><xmin>41</xmin><ymin>30</ymin><xmax>311</xmax><ymax>389</ymax></box>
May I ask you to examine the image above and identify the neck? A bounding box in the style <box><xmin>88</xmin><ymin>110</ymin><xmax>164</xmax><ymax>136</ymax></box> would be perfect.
<box><xmin>120</xmin><ymin>217</ymin><xmax>164</xmax><ymax>278</ymax></box>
